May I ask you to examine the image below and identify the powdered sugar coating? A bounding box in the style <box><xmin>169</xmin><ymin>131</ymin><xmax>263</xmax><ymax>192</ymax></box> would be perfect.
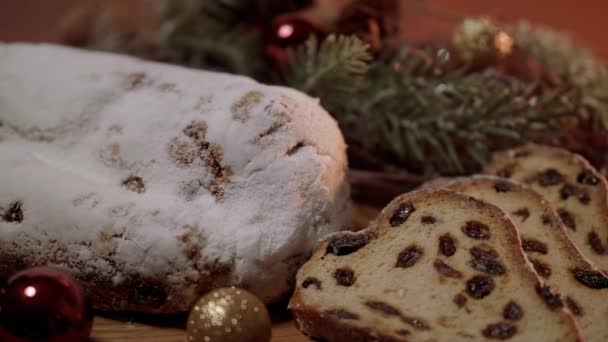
<box><xmin>0</xmin><ymin>44</ymin><xmax>350</xmax><ymax>312</ymax></box>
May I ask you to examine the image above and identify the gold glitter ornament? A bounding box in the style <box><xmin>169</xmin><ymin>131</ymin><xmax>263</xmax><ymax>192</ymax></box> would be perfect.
<box><xmin>186</xmin><ymin>287</ymin><xmax>271</xmax><ymax>342</ymax></box>
<box><xmin>452</xmin><ymin>17</ymin><xmax>513</xmax><ymax>66</ymax></box>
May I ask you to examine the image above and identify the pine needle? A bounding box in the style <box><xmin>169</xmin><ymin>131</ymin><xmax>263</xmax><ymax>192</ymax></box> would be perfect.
<box><xmin>284</xmin><ymin>34</ymin><xmax>372</xmax><ymax>110</ymax></box>
<box><xmin>336</xmin><ymin>54</ymin><xmax>584</xmax><ymax>174</ymax></box>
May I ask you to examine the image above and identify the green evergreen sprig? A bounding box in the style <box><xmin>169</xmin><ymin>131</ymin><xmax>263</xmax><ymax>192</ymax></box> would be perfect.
<box><xmin>307</xmin><ymin>45</ymin><xmax>583</xmax><ymax>175</ymax></box>
<box><xmin>283</xmin><ymin>35</ymin><xmax>372</xmax><ymax>109</ymax></box>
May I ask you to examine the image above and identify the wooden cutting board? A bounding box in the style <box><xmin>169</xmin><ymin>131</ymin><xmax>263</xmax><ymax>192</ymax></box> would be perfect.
<box><xmin>90</xmin><ymin>203</ymin><xmax>381</xmax><ymax>342</ymax></box>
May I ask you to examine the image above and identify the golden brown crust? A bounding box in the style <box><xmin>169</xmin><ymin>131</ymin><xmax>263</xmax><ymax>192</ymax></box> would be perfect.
<box><xmin>486</xmin><ymin>144</ymin><xmax>608</xmax><ymax>197</ymax></box>
<box><xmin>291</xmin><ymin>300</ymin><xmax>408</xmax><ymax>342</ymax></box>
<box><xmin>487</xmin><ymin>144</ymin><xmax>599</xmax><ymax>169</ymax></box>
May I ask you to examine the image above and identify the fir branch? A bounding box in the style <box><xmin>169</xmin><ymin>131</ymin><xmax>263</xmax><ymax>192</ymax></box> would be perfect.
<box><xmin>341</xmin><ymin>51</ymin><xmax>581</xmax><ymax>175</ymax></box>
<box><xmin>283</xmin><ymin>34</ymin><xmax>372</xmax><ymax>111</ymax></box>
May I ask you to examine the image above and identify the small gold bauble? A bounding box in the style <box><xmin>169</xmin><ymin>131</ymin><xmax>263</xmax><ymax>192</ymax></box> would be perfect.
<box><xmin>452</xmin><ymin>17</ymin><xmax>513</xmax><ymax>66</ymax></box>
<box><xmin>186</xmin><ymin>287</ymin><xmax>271</xmax><ymax>342</ymax></box>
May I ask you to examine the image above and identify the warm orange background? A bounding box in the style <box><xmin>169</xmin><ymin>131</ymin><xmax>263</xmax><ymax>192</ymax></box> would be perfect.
<box><xmin>1</xmin><ymin>0</ymin><xmax>607</xmax><ymax>58</ymax></box>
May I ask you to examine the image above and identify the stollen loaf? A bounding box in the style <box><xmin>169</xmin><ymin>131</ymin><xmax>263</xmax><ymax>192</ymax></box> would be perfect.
<box><xmin>0</xmin><ymin>43</ymin><xmax>351</xmax><ymax>313</ymax></box>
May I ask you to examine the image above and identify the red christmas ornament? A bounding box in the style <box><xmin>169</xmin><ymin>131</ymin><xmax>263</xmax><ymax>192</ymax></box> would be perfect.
<box><xmin>0</xmin><ymin>267</ymin><xmax>93</xmax><ymax>342</ymax></box>
<box><xmin>265</xmin><ymin>12</ymin><xmax>327</xmax><ymax>69</ymax></box>
<box><xmin>267</xmin><ymin>13</ymin><xmax>326</xmax><ymax>47</ymax></box>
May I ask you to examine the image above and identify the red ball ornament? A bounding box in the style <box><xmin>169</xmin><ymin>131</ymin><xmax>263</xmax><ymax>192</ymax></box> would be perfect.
<box><xmin>266</xmin><ymin>13</ymin><xmax>327</xmax><ymax>70</ymax></box>
<box><xmin>267</xmin><ymin>13</ymin><xmax>326</xmax><ymax>47</ymax></box>
<box><xmin>0</xmin><ymin>267</ymin><xmax>93</xmax><ymax>342</ymax></box>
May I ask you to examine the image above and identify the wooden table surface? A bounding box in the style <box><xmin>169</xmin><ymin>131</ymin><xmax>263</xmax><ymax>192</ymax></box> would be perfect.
<box><xmin>92</xmin><ymin>316</ymin><xmax>306</xmax><ymax>342</ymax></box>
<box><xmin>89</xmin><ymin>203</ymin><xmax>380</xmax><ymax>342</ymax></box>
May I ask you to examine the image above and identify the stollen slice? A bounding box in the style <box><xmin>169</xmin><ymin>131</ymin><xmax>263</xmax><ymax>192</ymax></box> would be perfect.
<box><xmin>485</xmin><ymin>144</ymin><xmax>608</xmax><ymax>274</ymax></box>
<box><xmin>289</xmin><ymin>189</ymin><xmax>582</xmax><ymax>341</ymax></box>
<box><xmin>436</xmin><ymin>175</ymin><xmax>608</xmax><ymax>341</ymax></box>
